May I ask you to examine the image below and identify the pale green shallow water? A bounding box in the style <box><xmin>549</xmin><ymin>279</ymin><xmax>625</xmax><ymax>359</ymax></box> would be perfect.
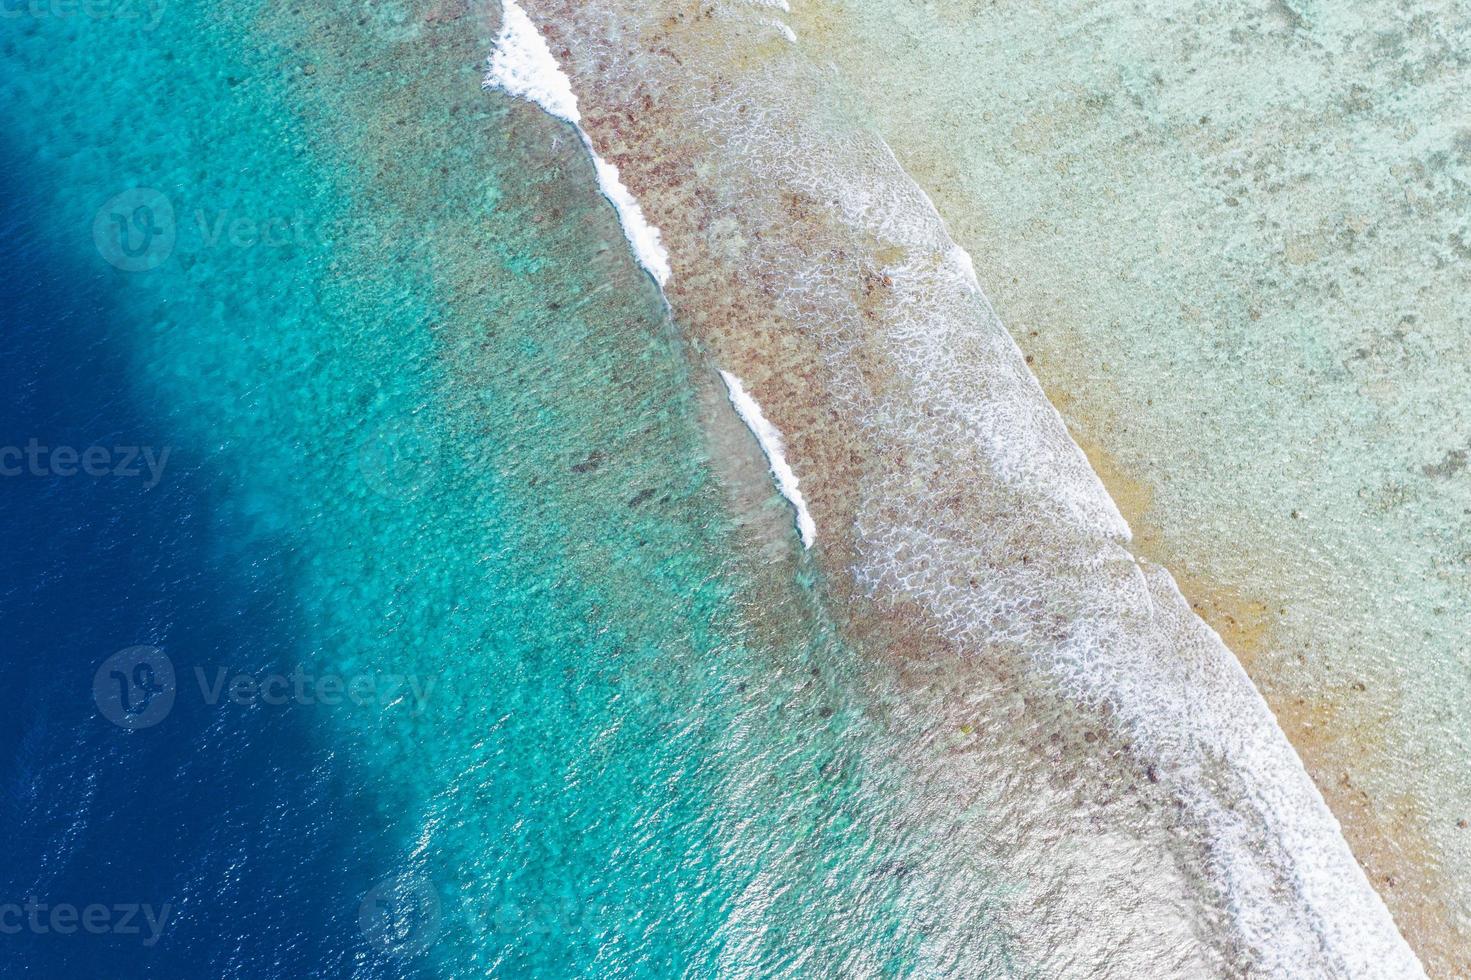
<box><xmin>785</xmin><ymin>0</ymin><xmax>1471</xmax><ymax>968</ymax></box>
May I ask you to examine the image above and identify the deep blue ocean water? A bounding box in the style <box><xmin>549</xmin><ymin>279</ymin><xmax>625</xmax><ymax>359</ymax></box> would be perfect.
<box><xmin>0</xmin><ymin>3</ymin><xmax>949</xmax><ymax>976</ymax></box>
<box><xmin>0</xmin><ymin>129</ymin><xmax>403</xmax><ymax>974</ymax></box>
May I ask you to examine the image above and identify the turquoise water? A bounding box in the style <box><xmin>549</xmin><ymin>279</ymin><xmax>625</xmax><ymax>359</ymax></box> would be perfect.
<box><xmin>0</xmin><ymin>2</ymin><xmax>1007</xmax><ymax>974</ymax></box>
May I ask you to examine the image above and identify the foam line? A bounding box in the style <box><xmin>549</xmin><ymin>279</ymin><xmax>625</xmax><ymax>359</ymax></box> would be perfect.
<box><xmin>765</xmin><ymin>18</ymin><xmax>798</xmax><ymax>44</ymax></box>
<box><xmin>719</xmin><ymin>370</ymin><xmax>817</xmax><ymax>549</ymax></box>
<box><xmin>485</xmin><ymin>0</ymin><xmax>672</xmax><ymax>286</ymax></box>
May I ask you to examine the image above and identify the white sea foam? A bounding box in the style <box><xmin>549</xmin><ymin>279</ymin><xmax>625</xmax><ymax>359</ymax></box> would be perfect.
<box><xmin>874</xmin><ymin>137</ymin><xmax>1133</xmax><ymax>543</ymax></box>
<box><xmin>485</xmin><ymin>0</ymin><xmax>581</xmax><ymax>124</ymax></box>
<box><xmin>587</xmin><ymin>153</ymin><xmax>672</xmax><ymax>286</ymax></box>
<box><xmin>485</xmin><ymin>0</ymin><xmax>672</xmax><ymax>286</ymax></box>
<box><xmin>764</xmin><ymin>18</ymin><xmax>797</xmax><ymax>44</ymax></box>
<box><xmin>719</xmin><ymin>370</ymin><xmax>817</xmax><ymax>549</ymax></box>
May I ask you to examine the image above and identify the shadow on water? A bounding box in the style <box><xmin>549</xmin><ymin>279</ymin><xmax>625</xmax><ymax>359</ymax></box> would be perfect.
<box><xmin>0</xmin><ymin>136</ymin><xmax>427</xmax><ymax>977</ymax></box>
